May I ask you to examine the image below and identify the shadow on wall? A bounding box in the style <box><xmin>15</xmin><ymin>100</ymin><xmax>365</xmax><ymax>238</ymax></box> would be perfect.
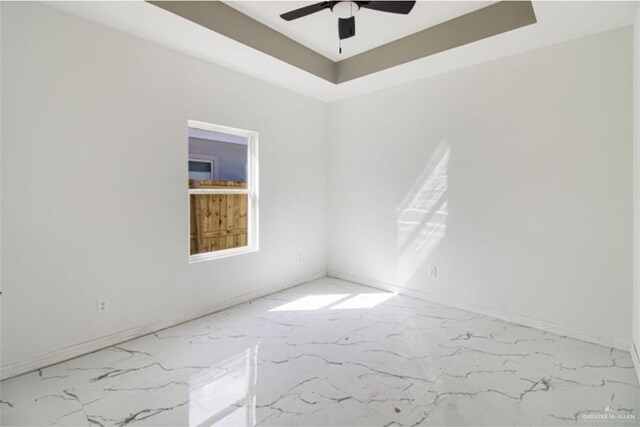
<box><xmin>396</xmin><ymin>141</ymin><xmax>450</xmax><ymax>286</ymax></box>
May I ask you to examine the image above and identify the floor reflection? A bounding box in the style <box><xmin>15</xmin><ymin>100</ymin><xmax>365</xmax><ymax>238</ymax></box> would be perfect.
<box><xmin>190</xmin><ymin>346</ymin><xmax>258</xmax><ymax>427</ymax></box>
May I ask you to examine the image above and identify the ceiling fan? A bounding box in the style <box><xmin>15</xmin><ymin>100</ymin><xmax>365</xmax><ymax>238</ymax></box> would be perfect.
<box><xmin>280</xmin><ymin>1</ymin><xmax>417</xmax><ymax>53</ymax></box>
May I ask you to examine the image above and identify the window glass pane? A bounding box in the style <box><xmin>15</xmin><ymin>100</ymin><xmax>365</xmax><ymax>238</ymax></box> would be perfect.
<box><xmin>189</xmin><ymin>161</ymin><xmax>213</xmax><ymax>181</ymax></box>
<box><xmin>190</xmin><ymin>193</ymin><xmax>249</xmax><ymax>255</ymax></box>
<box><xmin>188</xmin><ymin>127</ymin><xmax>248</xmax><ymax>189</ymax></box>
<box><xmin>189</xmin><ymin>161</ymin><xmax>212</xmax><ymax>173</ymax></box>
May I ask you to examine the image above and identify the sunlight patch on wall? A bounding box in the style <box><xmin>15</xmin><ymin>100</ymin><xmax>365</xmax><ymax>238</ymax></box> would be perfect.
<box><xmin>397</xmin><ymin>141</ymin><xmax>450</xmax><ymax>285</ymax></box>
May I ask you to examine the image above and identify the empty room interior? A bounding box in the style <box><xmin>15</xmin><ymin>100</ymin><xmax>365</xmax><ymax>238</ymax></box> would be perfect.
<box><xmin>2</xmin><ymin>0</ymin><xmax>640</xmax><ymax>426</ymax></box>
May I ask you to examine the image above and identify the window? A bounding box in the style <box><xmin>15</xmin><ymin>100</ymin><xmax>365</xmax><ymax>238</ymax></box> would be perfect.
<box><xmin>188</xmin><ymin>120</ymin><xmax>259</xmax><ymax>262</ymax></box>
<box><xmin>188</xmin><ymin>159</ymin><xmax>217</xmax><ymax>181</ymax></box>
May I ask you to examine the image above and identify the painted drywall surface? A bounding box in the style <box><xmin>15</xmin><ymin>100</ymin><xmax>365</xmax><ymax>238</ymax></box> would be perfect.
<box><xmin>634</xmin><ymin>8</ymin><xmax>640</xmax><ymax>355</ymax></box>
<box><xmin>0</xmin><ymin>2</ymin><xmax>4</xmax><ymax>371</ymax></box>
<box><xmin>1</xmin><ymin>2</ymin><xmax>327</xmax><ymax>367</ymax></box>
<box><xmin>328</xmin><ymin>27</ymin><xmax>633</xmax><ymax>344</ymax></box>
<box><xmin>189</xmin><ymin>137</ymin><xmax>247</xmax><ymax>182</ymax></box>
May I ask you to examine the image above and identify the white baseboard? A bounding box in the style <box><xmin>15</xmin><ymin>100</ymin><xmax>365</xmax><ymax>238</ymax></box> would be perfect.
<box><xmin>0</xmin><ymin>270</ymin><xmax>327</xmax><ymax>381</ymax></box>
<box><xmin>631</xmin><ymin>343</ymin><xmax>640</xmax><ymax>385</ymax></box>
<box><xmin>328</xmin><ymin>270</ymin><xmax>630</xmax><ymax>351</ymax></box>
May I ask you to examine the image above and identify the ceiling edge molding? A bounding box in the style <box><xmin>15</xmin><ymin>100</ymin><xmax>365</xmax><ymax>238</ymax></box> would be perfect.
<box><xmin>337</xmin><ymin>1</ymin><xmax>537</xmax><ymax>83</ymax></box>
<box><xmin>147</xmin><ymin>0</ymin><xmax>338</xmax><ymax>83</ymax></box>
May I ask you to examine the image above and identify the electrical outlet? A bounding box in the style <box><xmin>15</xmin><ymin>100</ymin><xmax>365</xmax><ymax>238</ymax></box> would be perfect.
<box><xmin>96</xmin><ymin>299</ymin><xmax>108</xmax><ymax>314</ymax></box>
<box><xmin>298</xmin><ymin>254</ymin><xmax>303</xmax><ymax>263</ymax></box>
<box><xmin>429</xmin><ymin>266</ymin><xmax>437</xmax><ymax>278</ymax></box>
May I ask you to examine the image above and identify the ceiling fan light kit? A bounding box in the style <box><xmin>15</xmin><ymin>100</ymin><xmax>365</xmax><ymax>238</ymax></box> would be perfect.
<box><xmin>332</xmin><ymin>1</ymin><xmax>360</xmax><ymax>18</ymax></box>
<box><xmin>280</xmin><ymin>0</ymin><xmax>417</xmax><ymax>53</ymax></box>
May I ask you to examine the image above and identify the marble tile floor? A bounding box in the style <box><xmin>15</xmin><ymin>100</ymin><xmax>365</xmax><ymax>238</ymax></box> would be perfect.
<box><xmin>1</xmin><ymin>277</ymin><xmax>639</xmax><ymax>426</ymax></box>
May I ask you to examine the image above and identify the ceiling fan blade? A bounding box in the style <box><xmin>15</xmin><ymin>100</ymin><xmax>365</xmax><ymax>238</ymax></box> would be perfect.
<box><xmin>338</xmin><ymin>16</ymin><xmax>356</xmax><ymax>40</ymax></box>
<box><xmin>359</xmin><ymin>1</ymin><xmax>416</xmax><ymax>14</ymax></box>
<box><xmin>280</xmin><ymin>2</ymin><xmax>332</xmax><ymax>21</ymax></box>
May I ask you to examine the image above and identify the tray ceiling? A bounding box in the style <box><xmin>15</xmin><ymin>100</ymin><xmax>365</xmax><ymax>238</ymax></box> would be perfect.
<box><xmin>224</xmin><ymin>1</ymin><xmax>496</xmax><ymax>61</ymax></box>
<box><xmin>149</xmin><ymin>1</ymin><xmax>538</xmax><ymax>84</ymax></box>
<box><xmin>46</xmin><ymin>1</ymin><xmax>639</xmax><ymax>102</ymax></box>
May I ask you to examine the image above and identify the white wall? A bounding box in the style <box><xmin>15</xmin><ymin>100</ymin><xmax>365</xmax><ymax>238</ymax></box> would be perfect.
<box><xmin>633</xmin><ymin>7</ymin><xmax>640</xmax><ymax>362</ymax></box>
<box><xmin>1</xmin><ymin>2</ymin><xmax>327</xmax><ymax>371</ymax></box>
<box><xmin>328</xmin><ymin>27</ymin><xmax>633</xmax><ymax>348</ymax></box>
<box><xmin>0</xmin><ymin>0</ymin><xmax>4</xmax><ymax>372</ymax></box>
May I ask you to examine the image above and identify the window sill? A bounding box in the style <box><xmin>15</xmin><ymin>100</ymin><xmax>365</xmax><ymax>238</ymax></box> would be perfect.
<box><xmin>189</xmin><ymin>245</ymin><xmax>258</xmax><ymax>264</ymax></box>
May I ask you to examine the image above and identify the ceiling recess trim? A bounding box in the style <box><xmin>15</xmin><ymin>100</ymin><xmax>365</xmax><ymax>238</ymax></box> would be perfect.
<box><xmin>148</xmin><ymin>1</ymin><xmax>537</xmax><ymax>85</ymax></box>
<box><xmin>148</xmin><ymin>0</ymin><xmax>337</xmax><ymax>82</ymax></box>
<box><xmin>337</xmin><ymin>1</ymin><xmax>537</xmax><ymax>83</ymax></box>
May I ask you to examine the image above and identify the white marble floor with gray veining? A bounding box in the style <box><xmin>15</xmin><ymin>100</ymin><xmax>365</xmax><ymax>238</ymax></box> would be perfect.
<box><xmin>1</xmin><ymin>277</ymin><xmax>639</xmax><ymax>426</ymax></box>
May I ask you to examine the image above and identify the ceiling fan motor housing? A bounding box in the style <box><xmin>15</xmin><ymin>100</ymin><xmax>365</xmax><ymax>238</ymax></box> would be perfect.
<box><xmin>331</xmin><ymin>1</ymin><xmax>360</xmax><ymax>18</ymax></box>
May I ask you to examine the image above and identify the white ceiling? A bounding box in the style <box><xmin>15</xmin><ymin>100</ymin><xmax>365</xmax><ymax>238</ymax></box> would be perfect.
<box><xmin>47</xmin><ymin>1</ymin><xmax>639</xmax><ymax>103</ymax></box>
<box><xmin>224</xmin><ymin>1</ymin><xmax>495</xmax><ymax>60</ymax></box>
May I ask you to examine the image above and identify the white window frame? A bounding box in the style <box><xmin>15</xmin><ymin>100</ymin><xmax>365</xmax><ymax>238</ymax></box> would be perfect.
<box><xmin>188</xmin><ymin>120</ymin><xmax>259</xmax><ymax>263</ymax></box>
